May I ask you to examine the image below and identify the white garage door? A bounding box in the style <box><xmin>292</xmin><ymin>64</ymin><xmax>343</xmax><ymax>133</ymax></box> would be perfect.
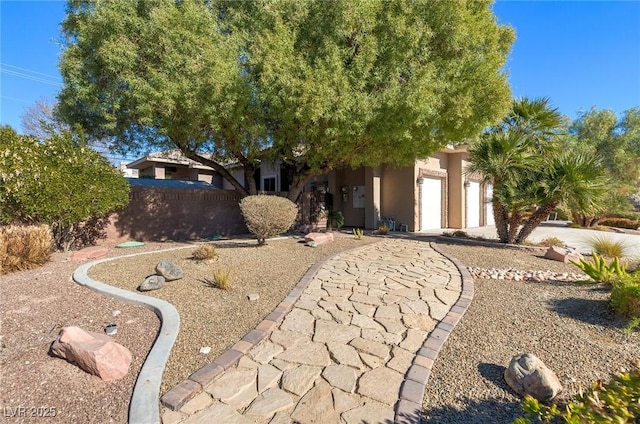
<box><xmin>467</xmin><ymin>182</ymin><xmax>481</xmax><ymax>228</ymax></box>
<box><xmin>486</xmin><ymin>184</ymin><xmax>495</xmax><ymax>226</ymax></box>
<box><xmin>420</xmin><ymin>178</ymin><xmax>442</xmax><ymax>230</ymax></box>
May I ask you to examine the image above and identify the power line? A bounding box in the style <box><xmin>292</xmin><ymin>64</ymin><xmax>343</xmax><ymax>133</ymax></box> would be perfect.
<box><xmin>0</xmin><ymin>65</ymin><xmax>62</xmax><ymax>87</ymax></box>
<box><xmin>0</xmin><ymin>63</ymin><xmax>62</xmax><ymax>81</ymax></box>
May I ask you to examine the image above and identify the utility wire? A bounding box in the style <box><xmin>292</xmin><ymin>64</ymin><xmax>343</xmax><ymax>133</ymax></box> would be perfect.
<box><xmin>0</xmin><ymin>63</ymin><xmax>62</xmax><ymax>81</ymax></box>
<box><xmin>1</xmin><ymin>64</ymin><xmax>62</xmax><ymax>87</ymax></box>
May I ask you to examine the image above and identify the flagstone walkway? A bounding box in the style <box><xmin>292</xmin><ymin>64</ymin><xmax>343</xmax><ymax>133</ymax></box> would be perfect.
<box><xmin>160</xmin><ymin>238</ymin><xmax>473</xmax><ymax>424</ymax></box>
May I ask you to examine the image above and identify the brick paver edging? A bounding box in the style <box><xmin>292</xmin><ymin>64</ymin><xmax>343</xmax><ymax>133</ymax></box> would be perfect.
<box><xmin>160</xmin><ymin>240</ymin><xmax>383</xmax><ymax>411</ymax></box>
<box><xmin>393</xmin><ymin>241</ymin><xmax>475</xmax><ymax>424</ymax></box>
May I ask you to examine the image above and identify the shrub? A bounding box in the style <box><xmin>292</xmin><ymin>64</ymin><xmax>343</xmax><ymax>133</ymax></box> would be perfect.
<box><xmin>570</xmin><ymin>253</ymin><xmax>627</xmax><ymax>284</ymax></box>
<box><xmin>0</xmin><ymin>126</ymin><xmax>130</xmax><ymax>251</ymax></box>
<box><xmin>599</xmin><ymin>217</ymin><xmax>640</xmax><ymax>230</ymax></box>
<box><xmin>211</xmin><ymin>266</ymin><xmax>233</xmax><ymax>290</ymax></box>
<box><xmin>239</xmin><ymin>195</ymin><xmax>298</xmax><ymax>245</ymax></box>
<box><xmin>514</xmin><ymin>361</ymin><xmax>640</xmax><ymax>424</ymax></box>
<box><xmin>589</xmin><ymin>236</ymin><xmax>628</xmax><ymax>259</ymax></box>
<box><xmin>537</xmin><ymin>237</ymin><xmax>565</xmax><ymax>247</ymax></box>
<box><xmin>327</xmin><ymin>210</ymin><xmax>344</xmax><ymax>230</ymax></box>
<box><xmin>191</xmin><ymin>244</ymin><xmax>218</xmax><ymax>261</ymax></box>
<box><xmin>352</xmin><ymin>228</ymin><xmax>364</xmax><ymax>240</ymax></box>
<box><xmin>374</xmin><ymin>223</ymin><xmax>390</xmax><ymax>235</ymax></box>
<box><xmin>611</xmin><ymin>279</ymin><xmax>640</xmax><ymax>320</ymax></box>
<box><xmin>0</xmin><ymin>225</ymin><xmax>52</xmax><ymax>274</ymax></box>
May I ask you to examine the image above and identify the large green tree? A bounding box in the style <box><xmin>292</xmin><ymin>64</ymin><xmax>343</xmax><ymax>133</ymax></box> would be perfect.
<box><xmin>58</xmin><ymin>0</ymin><xmax>514</xmax><ymax>201</ymax></box>
<box><xmin>562</xmin><ymin>107</ymin><xmax>640</xmax><ymax>226</ymax></box>
<box><xmin>468</xmin><ymin>98</ymin><xmax>609</xmax><ymax>244</ymax></box>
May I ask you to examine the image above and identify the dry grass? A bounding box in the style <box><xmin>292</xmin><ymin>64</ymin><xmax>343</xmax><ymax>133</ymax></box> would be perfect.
<box><xmin>0</xmin><ymin>224</ymin><xmax>52</xmax><ymax>274</ymax></box>
<box><xmin>209</xmin><ymin>266</ymin><xmax>234</xmax><ymax>290</ymax></box>
<box><xmin>589</xmin><ymin>235</ymin><xmax>628</xmax><ymax>259</ymax></box>
<box><xmin>191</xmin><ymin>244</ymin><xmax>218</xmax><ymax>261</ymax></box>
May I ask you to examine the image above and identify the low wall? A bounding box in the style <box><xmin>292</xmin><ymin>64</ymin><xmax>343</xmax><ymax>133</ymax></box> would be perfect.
<box><xmin>104</xmin><ymin>186</ymin><xmax>246</xmax><ymax>243</ymax></box>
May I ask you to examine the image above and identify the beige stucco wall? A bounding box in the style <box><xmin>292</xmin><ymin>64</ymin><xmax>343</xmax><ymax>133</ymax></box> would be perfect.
<box><xmin>380</xmin><ymin>165</ymin><xmax>415</xmax><ymax>231</ymax></box>
<box><xmin>334</xmin><ymin>168</ymin><xmax>366</xmax><ymax>228</ymax></box>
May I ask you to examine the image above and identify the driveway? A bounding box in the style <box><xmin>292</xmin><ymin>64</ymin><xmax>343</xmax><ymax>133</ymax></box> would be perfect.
<box><xmin>421</xmin><ymin>221</ymin><xmax>640</xmax><ymax>257</ymax></box>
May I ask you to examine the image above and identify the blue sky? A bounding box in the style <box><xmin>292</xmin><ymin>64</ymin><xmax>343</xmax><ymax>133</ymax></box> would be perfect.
<box><xmin>1</xmin><ymin>0</ymin><xmax>639</xmax><ymax>134</ymax></box>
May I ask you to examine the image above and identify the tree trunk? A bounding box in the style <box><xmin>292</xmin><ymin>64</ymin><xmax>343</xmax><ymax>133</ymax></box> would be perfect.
<box><xmin>515</xmin><ymin>202</ymin><xmax>559</xmax><ymax>244</ymax></box>
<box><xmin>185</xmin><ymin>152</ymin><xmax>249</xmax><ymax>196</ymax></box>
<box><xmin>507</xmin><ymin>210</ymin><xmax>522</xmax><ymax>244</ymax></box>
<box><xmin>493</xmin><ymin>202</ymin><xmax>510</xmax><ymax>243</ymax></box>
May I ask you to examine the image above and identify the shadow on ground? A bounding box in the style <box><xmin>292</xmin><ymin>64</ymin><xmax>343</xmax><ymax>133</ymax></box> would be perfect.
<box><xmin>422</xmin><ymin>397</ymin><xmax>522</xmax><ymax>424</ymax></box>
<box><xmin>547</xmin><ymin>296</ymin><xmax>627</xmax><ymax>329</ymax></box>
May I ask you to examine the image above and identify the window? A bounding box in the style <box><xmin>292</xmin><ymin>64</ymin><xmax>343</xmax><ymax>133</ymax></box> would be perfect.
<box><xmin>262</xmin><ymin>176</ymin><xmax>277</xmax><ymax>191</ymax></box>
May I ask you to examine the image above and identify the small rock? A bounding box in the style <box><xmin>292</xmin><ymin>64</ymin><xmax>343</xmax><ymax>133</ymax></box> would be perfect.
<box><xmin>156</xmin><ymin>260</ymin><xmax>184</xmax><ymax>281</ymax></box>
<box><xmin>138</xmin><ymin>275</ymin><xmax>166</xmax><ymax>291</ymax></box>
<box><xmin>304</xmin><ymin>232</ymin><xmax>334</xmax><ymax>246</ymax></box>
<box><xmin>248</xmin><ymin>293</ymin><xmax>260</xmax><ymax>301</ymax></box>
<box><xmin>306</xmin><ymin>241</ymin><xmax>318</xmax><ymax>248</ymax></box>
<box><xmin>199</xmin><ymin>346</ymin><xmax>211</xmax><ymax>355</ymax></box>
<box><xmin>504</xmin><ymin>353</ymin><xmax>562</xmax><ymax>401</ymax></box>
<box><xmin>544</xmin><ymin>246</ymin><xmax>583</xmax><ymax>264</ymax></box>
<box><xmin>112</xmin><ymin>310</ymin><xmax>121</xmax><ymax>317</ymax></box>
<box><xmin>105</xmin><ymin>324</ymin><xmax>117</xmax><ymax>336</ymax></box>
<box><xmin>50</xmin><ymin>326</ymin><xmax>131</xmax><ymax>382</ymax></box>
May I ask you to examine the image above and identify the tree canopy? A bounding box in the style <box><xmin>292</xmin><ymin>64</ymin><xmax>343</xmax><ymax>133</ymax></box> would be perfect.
<box><xmin>58</xmin><ymin>0</ymin><xmax>514</xmax><ymax>200</ymax></box>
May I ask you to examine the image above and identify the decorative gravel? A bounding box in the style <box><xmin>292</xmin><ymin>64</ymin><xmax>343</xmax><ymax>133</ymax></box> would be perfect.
<box><xmin>423</xmin><ymin>241</ymin><xmax>640</xmax><ymax>424</ymax></box>
<box><xmin>87</xmin><ymin>235</ymin><xmax>375</xmax><ymax>395</ymax></box>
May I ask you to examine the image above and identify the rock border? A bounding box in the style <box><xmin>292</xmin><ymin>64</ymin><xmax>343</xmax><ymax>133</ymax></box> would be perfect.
<box><xmin>73</xmin><ymin>245</ymin><xmax>195</xmax><ymax>424</ymax></box>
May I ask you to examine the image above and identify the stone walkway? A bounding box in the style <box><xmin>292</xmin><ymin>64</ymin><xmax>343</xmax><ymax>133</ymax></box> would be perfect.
<box><xmin>161</xmin><ymin>239</ymin><xmax>473</xmax><ymax>424</ymax></box>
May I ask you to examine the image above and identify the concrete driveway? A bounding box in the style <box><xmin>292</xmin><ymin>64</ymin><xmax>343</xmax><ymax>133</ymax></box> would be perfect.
<box><xmin>422</xmin><ymin>221</ymin><xmax>640</xmax><ymax>257</ymax></box>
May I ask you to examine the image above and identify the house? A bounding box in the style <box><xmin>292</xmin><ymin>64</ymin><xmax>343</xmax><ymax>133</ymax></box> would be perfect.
<box><xmin>125</xmin><ymin>147</ymin><xmax>494</xmax><ymax>232</ymax></box>
<box><xmin>126</xmin><ymin>150</ymin><xmax>222</xmax><ymax>186</ymax></box>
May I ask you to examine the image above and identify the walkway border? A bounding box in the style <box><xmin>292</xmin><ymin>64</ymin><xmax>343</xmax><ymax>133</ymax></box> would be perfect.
<box><xmin>73</xmin><ymin>245</ymin><xmax>195</xmax><ymax>424</ymax></box>
<box><xmin>393</xmin><ymin>241</ymin><xmax>475</xmax><ymax>424</ymax></box>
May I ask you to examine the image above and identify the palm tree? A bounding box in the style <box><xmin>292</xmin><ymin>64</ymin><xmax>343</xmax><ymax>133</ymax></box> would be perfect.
<box><xmin>468</xmin><ymin>97</ymin><xmax>608</xmax><ymax>244</ymax></box>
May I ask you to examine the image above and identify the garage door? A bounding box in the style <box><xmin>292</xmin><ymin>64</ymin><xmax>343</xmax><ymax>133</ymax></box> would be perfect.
<box><xmin>485</xmin><ymin>184</ymin><xmax>495</xmax><ymax>226</ymax></box>
<box><xmin>467</xmin><ymin>182</ymin><xmax>481</xmax><ymax>228</ymax></box>
<box><xmin>420</xmin><ymin>178</ymin><xmax>442</xmax><ymax>230</ymax></box>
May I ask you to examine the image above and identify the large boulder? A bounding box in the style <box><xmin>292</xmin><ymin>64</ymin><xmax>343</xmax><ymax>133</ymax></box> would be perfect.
<box><xmin>138</xmin><ymin>275</ymin><xmax>166</xmax><ymax>291</ymax></box>
<box><xmin>544</xmin><ymin>246</ymin><xmax>583</xmax><ymax>264</ymax></box>
<box><xmin>504</xmin><ymin>353</ymin><xmax>562</xmax><ymax>401</ymax></box>
<box><xmin>50</xmin><ymin>326</ymin><xmax>132</xmax><ymax>382</ymax></box>
<box><xmin>156</xmin><ymin>261</ymin><xmax>184</xmax><ymax>281</ymax></box>
<box><xmin>304</xmin><ymin>232</ymin><xmax>334</xmax><ymax>246</ymax></box>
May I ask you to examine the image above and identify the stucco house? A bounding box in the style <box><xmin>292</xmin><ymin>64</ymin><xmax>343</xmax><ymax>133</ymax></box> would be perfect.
<box><xmin>126</xmin><ymin>147</ymin><xmax>494</xmax><ymax>232</ymax></box>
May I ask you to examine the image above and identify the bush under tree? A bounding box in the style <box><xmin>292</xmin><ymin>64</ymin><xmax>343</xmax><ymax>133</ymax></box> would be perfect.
<box><xmin>239</xmin><ymin>195</ymin><xmax>298</xmax><ymax>245</ymax></box>
<box><xmin>0</xmin><ymin>126</ymin><xmax>130</xmax><ymax>251</ymax></box>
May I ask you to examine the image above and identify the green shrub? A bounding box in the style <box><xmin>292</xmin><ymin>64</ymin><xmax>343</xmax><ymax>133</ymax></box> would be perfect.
<box><xmin>514</xmin><ymin>362</ymin><xmax>640</xmax><ymax>424</ymax></box>
<box><xmin>192</xmin><ymin>244</ymin><xmax>218</xmax><ymax>261</ymax></box>
<box><xmin>589</xmin><ymin>236</ymin><xmax>628</xmax><ymax>259</ymax></box>
<box><xmin>537</xmin><ymin>237</ymin><xmax>565</xmax><ymax>247</ymax></box>
<box><xmin>352</xmin><ymin>228</ymin><xmax>364</xmax><ymax>240</ymax></box>
<box><xmin>599</xmin><ymin>217</ymin><xmax>640</xmax><ymax>230</ymax></box>
<box><xmin>0</xmin><ymin>126</ymin><xmax>130</xmax><ymax>251</ymax></box>
<box><xmin>611</xmin><ymin>279</ymin><xmax>640</xmax><ymax>319</ymax></box>
<box><xmin>0</xmin><ymin>225</ymin><xmax>52</xmax><ymax>274</ymax></box>
<box><xmin>327</xmin><ymin>210</ymin><xmax>344</xmax><ymax>230</ymax></box>
<box><xmin>570</xmin><ymin>253</ymin><xmax>627</xmax><ymax>284</ymax></box>
<box><xmin>239</xmin><ymin>195</ymin><xmax>298</xmax><ymax>245</ymax></box>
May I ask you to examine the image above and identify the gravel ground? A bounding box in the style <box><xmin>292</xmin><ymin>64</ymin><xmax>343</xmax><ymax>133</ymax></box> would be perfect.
<box><xmin>424</xmin><ymin>241</ymin><xmax>640</xmax><ymax>424</ymax></box>
<box><xmin>87</xmin><ymin>235</ymin><xmax>374</xmax><ymax>395</ymax></box>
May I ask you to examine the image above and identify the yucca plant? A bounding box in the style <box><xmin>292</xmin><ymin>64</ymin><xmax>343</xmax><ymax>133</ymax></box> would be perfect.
<box><xmin>352</xmin><ymin>228</ymin><xmax>364</xmax><ymax>240</ymax></box>
<box><xmin>211</xmin><ymin>266</ymin><xmax>233</xmax><ymax>290</ymax></box>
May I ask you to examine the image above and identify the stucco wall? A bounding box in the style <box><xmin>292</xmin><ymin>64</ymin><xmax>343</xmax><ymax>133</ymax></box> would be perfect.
<box><xmin>381</xmin><ymin>165</ymin><xmax>415</xmax><ymax>231</ymax></box>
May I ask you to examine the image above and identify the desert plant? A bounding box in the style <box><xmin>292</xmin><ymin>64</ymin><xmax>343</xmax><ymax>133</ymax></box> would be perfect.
<box><xmin>570</xmin><ymin>253</ymin><xmax>628</xmax><ymax>284</ymax></box>
<box><xmin>374</xmin><ymin>223</ymin><xmax>390</xmax><ymax>235</ymax></box>
<box><xmin>589</xmin><ymin>235</ymin><xmax>628</xmax><ymax>259</ymax></box>
<box><xmin>239</xmin><ymin>195</ymin><xmax>298</xmax><ymax>245</ymax></box>
<box><xmin>537</xmin><ymin>237</ymin><xmax>565</xmax><ymax>247</ymax></box>
<box><xmin>611</xmin><ymin>279</ymin><xmax>640</xmax><ymax>320</ymax></box>
<box><xmin>0</xmin><ymin>225</ymin><xmax>52</xmax><ymax>274</ymax></box>
<box><xmin>442</xmin><ymin>230</ymin><xmax>470</xmax><ymax>238</ymax></box>
<box><xmin>327</xmin><ymin>210</ymin><xmax>344</xmax><ymax>231</ymax></box>
<box><xmin>352</xmin><ymin>228</ymin><xmax>364</xmax><ymax>240</ymax></box>
<box><xmin>191</xmin><ymin>244</ymin><xmax>218</xmax><ymax>261</ymax></box>
<box><xmin>211</xmin><ymin>266</ymin><xmax>233</xmax><ymax>290</ymax></box>
<box><xmin>514</xmin><ymin>361</ymin><xmax>640</xmax><ymax>423</ymax></box>
<box><xmin>599</xmin><ymin>217</ymin><xmax>640</xmax><ymax>230</ymax></box>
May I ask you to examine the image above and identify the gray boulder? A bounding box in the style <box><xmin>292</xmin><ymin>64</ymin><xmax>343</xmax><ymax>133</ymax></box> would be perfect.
<box><xmin>156</xmin><ymin>260</ymin><xmax>184</xmax><ymax>281</ymax></box>
<box><xmin>504</xmin><ymin>353</ymin><xmax>562</xmax><ymax>401</ymax></box>
<box><xmin>138</xmin><ymin>275</ymin><xmax>166</xmax><ymax>291</ymax></box>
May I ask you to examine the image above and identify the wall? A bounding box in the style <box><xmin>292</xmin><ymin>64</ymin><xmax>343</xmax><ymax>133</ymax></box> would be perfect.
<box><xmin>104</xmin><ymin>186</ymin><xmax>246</xmax><ymax>242</ymax></box>
<box><xmin>334</xmin><ymin>168</ymin><xmax>366</xmax><ymax>228</ymax></box>
<box><xmin>381</xmin><ymin>165</ymin><xmax>415</xmax><ymax>231</ymax></box>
